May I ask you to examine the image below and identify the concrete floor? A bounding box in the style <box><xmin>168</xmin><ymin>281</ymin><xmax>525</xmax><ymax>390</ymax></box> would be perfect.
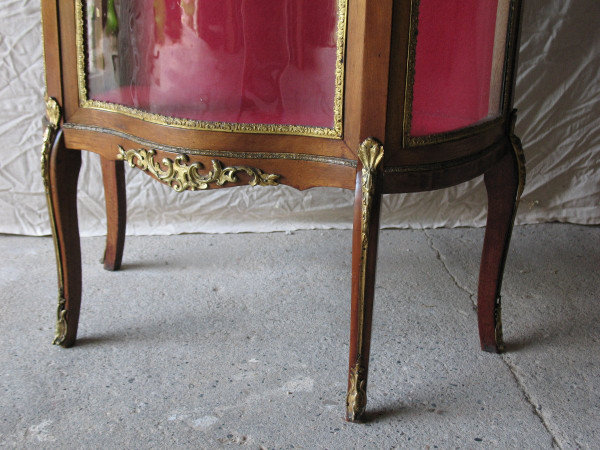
<box><xmin>0</xmin><ymin>224</ymin><xmax>598</xmax><ymax>449</ymax></box>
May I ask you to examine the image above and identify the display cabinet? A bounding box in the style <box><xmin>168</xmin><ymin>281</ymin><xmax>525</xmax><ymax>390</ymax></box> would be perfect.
<box><xmin>41</xmin><ymin>0</ymin><xmax>525</xmax><ymax>422</ymax></box>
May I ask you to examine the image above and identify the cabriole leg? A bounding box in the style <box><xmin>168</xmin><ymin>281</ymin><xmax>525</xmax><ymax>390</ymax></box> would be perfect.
<box><xmin>477</xmin><ymin>131</ymin><xmax>525</xmax><ymax>353</ymax></box>
<box><xmin>100</xmin><ymin>157</ymin><xmax>126</xmax><ymax>271</ymax></box>
<box><xmin>346</xmin><ymin>138</ymin><xmax>384</xmax><ymax>422</ymax></box>
<box><xmin>41</xmin><ymin>98</ymin><xmax>82</xmax><ymax>348</ymax></box>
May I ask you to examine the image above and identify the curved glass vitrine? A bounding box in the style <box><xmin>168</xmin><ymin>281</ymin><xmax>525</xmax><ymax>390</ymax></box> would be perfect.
<box><xmin>41</xmin><ymin>0</ymin><xmax>525</xmax><ymax>424</ymax></box>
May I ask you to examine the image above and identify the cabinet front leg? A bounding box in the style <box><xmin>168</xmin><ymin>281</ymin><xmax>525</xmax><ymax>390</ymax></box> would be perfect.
<box><xmin>42</xmin><ymin>98</ymin><xmax>82</xmax><ymax>348</ymax></box>
<box><xmin>346</xmin><ymin>138</ymin><xmax>384</xmax><ymax>422</ymax></box>
<box><xmin>100</xmin><ymin>157</ymin><xmax>127</xmax><ymax>271</ymax></box>
<box><xmin>477</xmin><ymin>129</ymin><xmax>525</xmax><ymax>353</ymax></box>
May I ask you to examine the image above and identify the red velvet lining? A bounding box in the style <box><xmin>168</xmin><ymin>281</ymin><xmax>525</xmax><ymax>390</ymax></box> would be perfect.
<box><xmin>88</xmin><ymin>0</ymin><xmax>338</xmax><ymax>129</ymax></box>
<box><xmin>411</xmin><ymin>0</ymin><xmax>500</xmax><ymax>136</ymax></box>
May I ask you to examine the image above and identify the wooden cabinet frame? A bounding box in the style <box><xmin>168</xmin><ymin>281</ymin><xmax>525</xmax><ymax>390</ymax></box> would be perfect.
<box><xmin>41</xmin><ymin>0</ymin><xmax>525</xmax><ymax>422</ymax></box>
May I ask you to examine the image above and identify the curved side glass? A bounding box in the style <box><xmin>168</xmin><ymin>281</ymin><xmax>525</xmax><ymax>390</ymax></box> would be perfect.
<box><xmin>410</xmin><ymin>0</ymin><xmax>511</xmax><ymax>137</ymax></box>
<box><xmin>83</xmin><ymin>0</ymin><xmax>344</xmax><ymax>135</ymax></box>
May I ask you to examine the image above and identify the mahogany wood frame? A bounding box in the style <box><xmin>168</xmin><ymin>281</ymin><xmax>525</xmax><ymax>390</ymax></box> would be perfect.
<box><xmin>41</xmin><ymin>0</ymin><xmax>525</xmax><ymax>422</ymax></box>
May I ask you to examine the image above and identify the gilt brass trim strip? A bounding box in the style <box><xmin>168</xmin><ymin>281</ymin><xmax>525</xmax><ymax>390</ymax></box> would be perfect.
<box><xmin>62</xmin><ymin>123</ymin><xmax>357</xmax><ymax>168</ymax></box>
<box><xmin>384</xmin><ymin>139</ymin><xmax>504</xmax><ymax>174</ymax></box>
<box><xmin>117</xmin><ymin>147</ymin><xmax>280</xmax><ymax>192</ymax></box>
<box><xmin>346</xmin><ymin>137</ymin><xmax>383</xmax><ymax>421</ymax></box>
<box><xmin>75</xmin><ymin>0</ymin><xmax>86</xmax><ymax>105</ymax></box>
<box><xmin>406</xmin><ymin>117</ymin><xmax>505</xmax><ymax>147</ymax></box>
<box><xmin>509</xmin><ymin>110</ymin><xmax>526</xmax><ymax>202</ymax></box>
<box><xmin>74</xmin><ymin>0</ymin><xmax>347</xmax><ymax>139</ymax></box>
<box><xmin>401</xmin><ymin>0</ymin><xmax>420</xmax><ymax>147</ymax></box>
<box><xmin>502</xmin><ymin>0</ymin><xmax>521</xmax><ymax>116</ymax></box>
<box><xmin>41</xmin><ymin>97</ymin><xmax>69</xmax><ymax>346</ymax></box>
<box><xmin>334</xmin><ymin>0</ymin><xmax>349</xmax><ymax>138</ymax></box>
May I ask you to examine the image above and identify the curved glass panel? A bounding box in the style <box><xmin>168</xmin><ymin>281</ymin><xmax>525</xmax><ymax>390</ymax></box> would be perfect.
<box><xmin>410</xmin><ymin>0</ymin><xmax>511</xmax><ymax>137</ymax></box>
<box><xmin>82</xmin><ymin>0</ymin><xmax>345</xmax><ymax>136</ymax></box>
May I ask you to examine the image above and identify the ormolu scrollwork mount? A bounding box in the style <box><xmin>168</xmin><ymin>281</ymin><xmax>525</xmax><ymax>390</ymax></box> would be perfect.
<box><xmin>41</xmin><ymin>0</ymin><xmax>525</xmax><ymax>422</ymax></box>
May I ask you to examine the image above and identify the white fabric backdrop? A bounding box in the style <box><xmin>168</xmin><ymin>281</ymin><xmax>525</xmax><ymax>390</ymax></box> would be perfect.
<box><xmin>0</xmin><ymin>0</ymin><xmax>598</xmax><ymax>236</ymax></box>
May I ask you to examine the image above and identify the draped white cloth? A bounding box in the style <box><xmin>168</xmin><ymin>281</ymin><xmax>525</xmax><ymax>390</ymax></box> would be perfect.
<box><xmin>0</xmin><ymin>0</ymin><xmax>598</xmax><ymax>236</ymax></box>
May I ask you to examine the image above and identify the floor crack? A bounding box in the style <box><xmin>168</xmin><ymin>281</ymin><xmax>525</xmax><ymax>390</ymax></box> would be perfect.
<box><xmin>422</xmin><ymin>230</ymin><xmax>562</xmax><ymax>449</ymax></box>
<box><xmin>422</xmin><ymin>230</ymin><xmax>476</xmax><ymax>308</ymax></box>
<box><xmin>501</xmin><ymin>355</ymin><xmax>563</xmax><ymax>449</ymax></box>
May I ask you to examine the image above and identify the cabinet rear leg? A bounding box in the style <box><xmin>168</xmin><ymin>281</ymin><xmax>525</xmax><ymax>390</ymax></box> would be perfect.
<box><xmin>100</xmin><ymin>157</ymin><xmax>126</xmax><ymax>271</ymax></box>
<box><xmin>477</xmin><ymin>129</ymin><xmax>525</xmax><ymax>353</ymax></box>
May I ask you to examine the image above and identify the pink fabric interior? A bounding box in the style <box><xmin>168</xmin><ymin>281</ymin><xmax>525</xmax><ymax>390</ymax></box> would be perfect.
<box><xmin>89</xmin><ymin>0</ymin><xmax>338</xmax><ymax>129</ymax></box>
<box><xmin>411</xmin><ymin>0</ymin><xmax>501</xmax><ymax>136</ymax></box>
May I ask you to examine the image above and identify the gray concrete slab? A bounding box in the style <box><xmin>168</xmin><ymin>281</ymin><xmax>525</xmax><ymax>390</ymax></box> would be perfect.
<box><xmin>424</xmin><ymin>225</ymin><xmax>600</xmax><ymax>449</ymax></box>
<box><xmin>0</xmin><ymin>224</ymin><xmax>597</xmax><ymax>448</ymax></box>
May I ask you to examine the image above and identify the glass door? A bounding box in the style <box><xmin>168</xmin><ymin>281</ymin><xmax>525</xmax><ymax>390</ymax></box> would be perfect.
<box><xmin>408</xmin><ymin>0</ymin><xmax>511</xmax><ymax>138</ymax></box>
<box><xmin>79</xmin><ymin>0</ymin><xmax>347</xmax><ymax>137</ymax></box>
